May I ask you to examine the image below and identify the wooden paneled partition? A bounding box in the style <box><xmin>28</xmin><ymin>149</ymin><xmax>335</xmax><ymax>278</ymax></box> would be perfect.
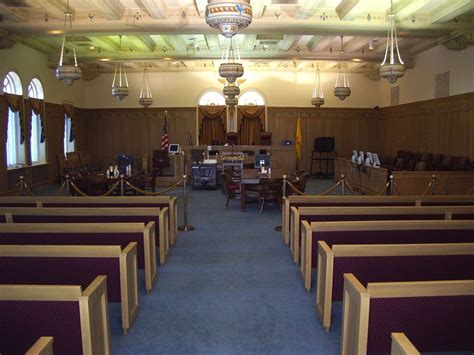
<box><xmin>376</xmin><ymin>93</ymin><xmax>474</xmax><ymax>160</ymax></box>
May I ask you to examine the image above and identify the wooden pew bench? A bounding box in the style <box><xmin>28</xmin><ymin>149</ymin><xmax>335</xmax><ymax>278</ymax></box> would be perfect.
<box><xmin>316</xmin><ymin>240</ymin><xmax>474</xmax><ymax>331</ymax></box>
<box><xmin>0</xmin><ymin>206</ymin><xmax>169</xmax><ymax>265</ymax></box>
<box><xmin>391</xmin><ymin>333</ymin><xmax>420</xmax><ymax>355</ymax></box>
<box><xmin>0</xmin><ymin>243</ymin><xmax>138</xmax><ymax>335</ymax></box>
<box><xmin>26</xmin><ymin>337</ymin><xmax>54</xmax><ymax>355</ymax></box>
<box><xmin>0</xmin><ymin>276</ymin><xmax>111</xmax><ymax>355</ymax></box>
<box><xmin>341</xmin><ymin>274</ymin><xmax>474</xmax><ymax>355</ymax></box>
<box><xmin>0</xmin><ymin>196</ymin><xmax>178</xmax><ymax>246</ymax></box>
<box><xmin>302</xmin><ymin>219</ymin><xmax>474</xmax><ymax>291</ymax></box>
<box><xmin>0</xmin><ymin>223</ymin><xmax>157</xmax><ymax>293</ymax></box>
<box><xmin>291</xmin><ymin>205</ymin><xmax>473</xmax><ymax>265</ymax></box>
<box><xmin>282</xmin><ymin>195</ymin><xmax>474</xmax><ymax>246</ymax></box>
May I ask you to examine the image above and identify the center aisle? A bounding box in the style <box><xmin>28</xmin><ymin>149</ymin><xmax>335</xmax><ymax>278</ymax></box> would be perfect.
<box><xmin>110</xmin><ymin>184</ymin><xmax>341</xmax><ymax>354</ymax></box>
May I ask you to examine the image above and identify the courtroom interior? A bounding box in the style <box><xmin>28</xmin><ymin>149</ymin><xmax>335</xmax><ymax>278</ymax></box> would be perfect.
<box><xmin>0</xmin><ymin>0</ymin><xmax>473</xmax><ymax>354</ymax></box>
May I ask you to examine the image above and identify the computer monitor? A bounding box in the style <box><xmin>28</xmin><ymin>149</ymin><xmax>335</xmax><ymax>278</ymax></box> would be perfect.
<box><xmin>168</xmin><ymin>144</ymin><xmax>180</xmax><ymax>155</ymax></box>
<box><xmin>254</xmin><ymin>154</ymin><xmax>271</xmax><ymax>168</ymax></box>
<box><xmin>117</xmin><ymin>154</ymin><xmax>133</xmax><ymax>173</ymax></box>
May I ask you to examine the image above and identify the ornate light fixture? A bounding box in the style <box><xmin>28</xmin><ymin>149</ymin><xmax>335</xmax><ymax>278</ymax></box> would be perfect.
<box><xmin>139</xmin><ymin>65</ymin><xmax>152</xmax><ymax>108</ymax></box>
<box><xmin>226</xmin><ymin>97</ymin><xmax>238</xmax><ymax>106</ymax></box>
<box><xmin>205</xmin><ymin>0</ymin><xmax>252</xmax><ymax>38</ymax></box>
<box><xmin>311</xmin><ymin>63</ymin><xmax>324</xmax><ymax>108</ymax></box>
<box><xmin>56</xmin><ymin>0</ymin><xmax>81</xmax><ymax>86</ymax></box>
<box><xmin>380</xmin><ymin>0</ymin><xmax>405</xmax><ymax>83</ymax></box>
<box><xmin>219</xmin><ymin>37</ymin><xmax>243</xmax><ymax>83</ymax></box>
<box><xmin>334</xmin><ymin>36</ymin><xmax>351</xmax><ymax>101</ymax></box>
<box><xmin>112</xmin><ymin>35</ymin><xmax>129</xmax><ymax>101</ymax></box>
<box><xmin>223</xmin><ymin>82</ymin><xmax>240</xmax><ymax>99</ymax></box>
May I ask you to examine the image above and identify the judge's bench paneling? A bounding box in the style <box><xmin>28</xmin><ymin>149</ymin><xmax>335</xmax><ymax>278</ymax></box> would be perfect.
<box><xmin>83</xmin><ymin>108</ymin><xmax>196</xmax><ymax>165</ymax></box>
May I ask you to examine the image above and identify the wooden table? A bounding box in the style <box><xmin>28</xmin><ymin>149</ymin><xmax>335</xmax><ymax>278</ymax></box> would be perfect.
<box><xmin>74</xmin><ymin>170</ymin><xmax>144</xmax><ymax>196</ymax></box>
<box><xmin>240</xmin><ymin>169</ymin><xmax>287</xmax><ymax>211</ymax></box>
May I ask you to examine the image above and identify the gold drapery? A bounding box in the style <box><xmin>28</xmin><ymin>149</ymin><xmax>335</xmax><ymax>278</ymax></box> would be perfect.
<box><xmin>4</xmin><ymin>93</ymin><xmax>25</xmax><ymax>144</ymax></box>
<box><xmin>28</xmin><ymin>97</ymin><xmax>46</xmax><ymax>143</ymax></box>
<box><xmin>237</xmin><ymin>105</ymin><xmax>265</xmax><ymax>145</ymax></box>
<box><xmin>198</xmin><ymin>105</ymin><xmax>227</xmax><ymax>145</ymax></box>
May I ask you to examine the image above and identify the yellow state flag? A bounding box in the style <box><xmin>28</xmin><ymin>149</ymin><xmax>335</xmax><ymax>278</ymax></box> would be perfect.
<box><xmin>295</xmin><ymin>116</ymin><xmax>302</xmax><ymax>161</ymax></box>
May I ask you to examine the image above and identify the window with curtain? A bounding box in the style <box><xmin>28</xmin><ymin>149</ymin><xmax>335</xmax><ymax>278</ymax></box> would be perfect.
<box><xmin>199</xmin><ymin>90</ymin><xmax>225</xmax><ymax>106</ymax></box>
<box><xmin>3</xmin><ymin>71</ymin><xmax>25</xmax><ymax>167</ymax></box>
<box><xmin>28</xmin><ymin>78</ymin><xmax>46</xmax><ymax>164</ymax></box>
<box><xmin>238</xmin><ymin>90</ymin><xmax>265</xmax><ymax>106</ymax></box>
<box><xmin>64</xmin><ymin>115</ymin><xmax>75</xmax><ymax>156</ymax></box>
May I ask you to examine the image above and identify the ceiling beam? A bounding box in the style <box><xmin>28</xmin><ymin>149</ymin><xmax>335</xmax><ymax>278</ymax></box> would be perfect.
<box><xmin>336</xmin><ymin>0</ymin><xmax>365</xmax><ymax>21</ymax></box>
<box><xmin>297</xmin><ymin>0</ymin><xmax>325</xmax><ymax>19</ymax></box>
<box><xmin>83</xmin><ymin>0</ymin><xmax>125</xmax><ymax>21</ymax></box>
<box><xmin>307</xmin><ymin>35</ymin><xmax>324</xmax><ymax>52</ymax></box>
<box><xmin>23</xmin><ymin>0</ymin><xmax>72</xmax><ymax>21</ymax></box>
<box><xmin>344</xmin><ymin>36</ymin><xmax>371</xmax><ymax>53</ymax></box>
<box><xmin>193</xmin><ymin>0</ymin><xmax>207</xmax><ymax>18</ymax></box>
<box><xmin>253</xmin><ymin>0</ymin><xmax>270</xmax><ymax>19</ymax></box>
<box><xmin>310</xmin><ymin>36</ymin><xmax>335</xmax><ymax>52</ymax></box>
<box><xmin>430</xmin><ymin>0</ymin><xmax>474</xmax><ymax>23</ymax></box>
<box><xmin>163</xmin><ymin>35</ymin><xmax>187</xmax><ymax>52</ymax></box>
<box><xmin>136</xmin><ymin>0</ymin><xmax>167</xmax><ymax>20</ymax></box>
<box><xmin>243</xmin><ymin>34</ymin><xmax>257</xmax><ymax>51</ymax></box>
<box><xmin>0</xmin><ymin>5</ymin><xmax>28</xmax><ymax>22</ymax></box>
<box><xmin>91</xmin><ymin>36</ymin><xmax>120</xmax><ymax>52</ymax></box>
<box><xmin>278</xmin><ymin>35</ymin><xmax>300</xmax><ymax>51</ymax></box>
<box><xmin>393</xmin><ymin>0</ymin><xmax>431</xmax><ymax>21</ymax></box>
<box><xmin>205</xmin><ymin>34</ymin><xmax>220</xmax><ymax>51</ymax></box>
<box><xmin>127</xmin><ymin>35</ymin><xmax>156</xmax><ymax>52</ymax></box>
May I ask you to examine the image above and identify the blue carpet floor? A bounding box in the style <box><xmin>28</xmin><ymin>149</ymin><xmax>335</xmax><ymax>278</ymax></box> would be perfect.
<box><xmin>108</xmin><ymin>179</ymin><xmax>342</xmax><ymax>354</ymax></box>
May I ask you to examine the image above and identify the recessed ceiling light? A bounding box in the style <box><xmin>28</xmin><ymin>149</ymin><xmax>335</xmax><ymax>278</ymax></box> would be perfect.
<box><xmin>89</xmin><ymin>46</ymin><xmax>95</xmax><ymax>50</ymax></box>
<box><xmin>99</xmin><ymin>58</ymin><xmax>111</xmax><ymax>61</ymax></box>
<box><xmin>163</xmin><ymin>57</ymin><xmax>172</xmax><ymax>61</ymax></box>
<box><xmin>48</xmin><ymin>30</ymin><xmax>63</xmax><ymax>35</ymax></box>
<box><xmin>352</xmin><ymin>58</ymin><xmax>362</xmax><ymax>62</ymax></box>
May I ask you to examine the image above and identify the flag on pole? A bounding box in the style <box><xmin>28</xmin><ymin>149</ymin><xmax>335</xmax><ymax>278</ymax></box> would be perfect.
<box><xmin>160</xmin><ymin>111</ymin><xmax>169</xmax><ymax>151</ymax></box>
<box><xmin>295</xmin><ymin>116</ymin><xmax>302</xmax><ymax>161</ymax></box>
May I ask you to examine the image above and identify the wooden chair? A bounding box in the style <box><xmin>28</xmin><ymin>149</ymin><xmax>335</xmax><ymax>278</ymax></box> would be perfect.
<box><xmin>222</xmin><ymin>172</ymin><xmax>241</xmax><ymax>208</ymax></box>
<box><xmin>259</xmin><ymin>178</ymin><xmax>282</xmax><ymax>214</ymax></box>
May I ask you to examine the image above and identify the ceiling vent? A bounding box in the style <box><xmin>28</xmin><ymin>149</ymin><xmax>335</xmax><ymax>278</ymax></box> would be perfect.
<box><xmin>435</xmin><ymin>71</ymin><xmax>450</xmax><ymax>98</ymax></box>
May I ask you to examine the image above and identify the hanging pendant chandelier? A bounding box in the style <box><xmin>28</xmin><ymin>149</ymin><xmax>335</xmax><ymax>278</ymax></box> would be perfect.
<box><xmin>139</xmin><ymin>65</ymin><xmax>152</xmax><ymax>108</ymax></box>
<box><xmin>56</xmin><ymin>0</ymin><xmax>81</xmax><ymax>86</ymax></box>
<box><xmin>311</xmin><ymin>63</ymin><xmax>324</xmax><ymax>108</ymax></box>
<box><xmin>380</xmin><ymin>0</ymin><xmax>405</xmax><ymax>84</ymax></box>
<box><xmin>223</xmin><ymin>81</ymin><xmax>240</xmax><ymax>99</ymax></box>
<box><xmin>219</xmin><ymin>37</ymin><xmax>243</xmax><ymax>83</ymax></box>
<box><xmin>112</xmin><ymin>35</ymin><xmax>129</xmax><ymax>101</ymax></box>
<box><xmin>334</xmin><ymin>36</ymin><xmax>351</xmax><ymax>101</ymax></box>
<box><xmin>205</xmin><ymin>0</ymin><xmax>252</xmax><ymax>38</ymax></box>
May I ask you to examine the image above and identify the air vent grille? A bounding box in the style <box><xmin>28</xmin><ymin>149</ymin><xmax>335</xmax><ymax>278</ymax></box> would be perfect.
<box><xmin>435</xmin><ymin>71</ymin><xmax>450</xmax><ymax>98</ymax></box>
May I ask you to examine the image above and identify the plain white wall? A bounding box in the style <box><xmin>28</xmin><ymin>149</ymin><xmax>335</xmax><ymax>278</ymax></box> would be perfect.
<box><xmin>84</xmin><ymin>69</ymin><xmax>380</xmax><ymax>108</ymax></box>
<box><xmin>378</xmin><ymin>44</ymin><xmax>474</xmax><ymax>107</ymax></box>
<box><xmin>0</xmin><ymin>43</ymin><xmax>85</xmax><ymax>106</ymax></box>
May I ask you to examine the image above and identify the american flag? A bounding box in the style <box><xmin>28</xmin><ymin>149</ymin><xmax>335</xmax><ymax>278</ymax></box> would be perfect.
<box><xmin>160</xmin><ymin>111</ymin><xmax>169</xmax><ymax>151</ymax></box>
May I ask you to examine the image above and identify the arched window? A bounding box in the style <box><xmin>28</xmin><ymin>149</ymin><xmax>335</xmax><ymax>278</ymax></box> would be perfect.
<box><xmin>27</xmin><ymin>78</ymin><xmax>44</xmax><ymax>99</ymax></box>
<box><xmin>238</xmin><ymin>90</ymin><xmax>265</xmax><ymax>106</ymax></box>
<box><xmin>3</xmin><ymin>71</ymin><xmax>25</xmax><ymax>167</ymax></box>
<box><xmin>28</xmin><ymin>78</ymin><xmax>46</xmax><ymax>163</ymax></box>
<box><xmin>198</xmin><ymin>90</ymin><xmax>226</xmax><ymax>106</ymax></box>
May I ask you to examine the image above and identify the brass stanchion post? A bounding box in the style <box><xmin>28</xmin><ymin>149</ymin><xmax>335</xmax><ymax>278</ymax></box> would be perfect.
<box><xmin>65</xmin><ymin>175</ymin><xmax>71</xmax><ymax>195</ymax></box>
<box><xmin>341</xmin><ymin>174</ymin><xmax>346</xmax><ymax>195</ymax></box>
<box><xmin>120</xmin><ymin>175</ymin><xmax>125</xmax><ymax>196</ymax></box>
<box><xmin>178</xmin><ymin>175</ymin><xmax>194</xmax><ymax>231</ymax></box>
<box><xmin>19</xmin><ymin>175</ymin><xmax>24</xmax><ymax>194</ymax></box>
<box><xmin>431</xmin><ymin>174</ymin><xmax>437</xmax><ymax>195</ymax></box>
<box><xmin>275</xmin><ymin>175</ymin><xmax>287</xmax><ymax>232</ymax></box>
<box><xmin>388</xmin><ymin>175</ymin><xmax>394</xmax><ymax>195</ymax></box>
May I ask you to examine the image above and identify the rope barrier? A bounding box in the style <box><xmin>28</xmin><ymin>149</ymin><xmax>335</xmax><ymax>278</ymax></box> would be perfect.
<box><xmin>69</xmin><ymin>180</ymin><xmax>120</xmax><ymax>197</ymax></box>
<box><xmin>9</xmin><ymin>181</ymin><xmax>21</xmax><ymax>196</ymax></box>
<box><xmin>422</xmin><ymin>181</ymin><xmax>433</xmax><ymax>196</ymax></box>
<box><xmin>344</xmin><ymin>181</ymin><xmax>357</xmax><ymax>195</ymax></box>
<box><xmin>124</xmin><ymin>179</ymin><xmax>183</xmax><ymax>196</ymax></box>
<box><xmin>377</xmin><ymin>182</ymin><xmax>389</xmax><ymax>196</ymax></box>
